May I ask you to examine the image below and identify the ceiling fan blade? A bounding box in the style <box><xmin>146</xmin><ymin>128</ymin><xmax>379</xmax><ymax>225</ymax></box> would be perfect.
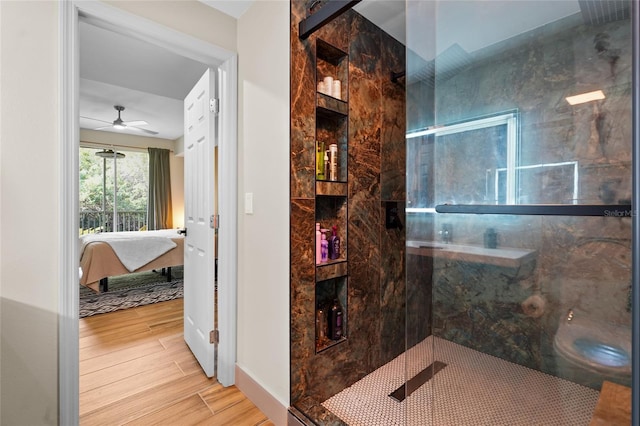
<box><xmin>85</xmin><ymin>107</ymin><xmax>157</xmax><ymax>135</ymax></box>
<box><xmin>81</xmin><ymin>116</ymin><xmax>112</xmax><ymax>125</ymax></box>
<box><xmin>129</xmin><ymin>126</ymin><xmax>159</xmax><ymax>135</ymax></box>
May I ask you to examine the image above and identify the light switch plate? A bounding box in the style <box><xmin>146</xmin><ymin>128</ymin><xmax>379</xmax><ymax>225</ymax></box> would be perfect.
<box><xmin>245</xmin><ymin>192</ymin><xmax>253</xmax><ymax>214</ymax></box>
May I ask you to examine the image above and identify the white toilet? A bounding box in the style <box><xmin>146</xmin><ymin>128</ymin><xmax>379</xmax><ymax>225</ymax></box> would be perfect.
<box><xmin>553</xmin><ymin>308</ymin><xmax>632</xmax><ymax>388</ymax></box>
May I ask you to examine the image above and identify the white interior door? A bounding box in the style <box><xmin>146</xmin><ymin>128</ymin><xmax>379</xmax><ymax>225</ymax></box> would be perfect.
<box><xmin>184</xmin><ymin>68</ymin><xmax>217</xmax><ymax>377</ymax></box>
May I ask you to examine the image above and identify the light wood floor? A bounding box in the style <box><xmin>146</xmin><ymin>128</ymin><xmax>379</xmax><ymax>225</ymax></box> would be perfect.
<box><xmin>79</xmin><ymin>298</ymin><xmax>273</xmax><ymax>425</ymax></box>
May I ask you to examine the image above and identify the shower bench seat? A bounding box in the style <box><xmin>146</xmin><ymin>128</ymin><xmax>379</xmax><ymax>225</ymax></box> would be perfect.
<box><xmin>406</xmin><ymin>240</ymin><xmax>536</xmax><ymax>269</ymax></box>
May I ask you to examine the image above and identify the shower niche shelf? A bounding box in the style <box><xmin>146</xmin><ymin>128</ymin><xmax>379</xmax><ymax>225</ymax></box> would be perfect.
<box><xmin>314</xmin><ymin>38</ymin><xmax>349</xmax><ymax>355</ymax></box>
<box><xmin>315</xmin><ymin>194</ymin><xmax>348</xmax><ymax>268</ymax></box>
<box><xmin>316</xmin><ymin>259</ymin><xmax>348</xmax><ymax>282</ymax></box>
<box><xmin>316</xmin><ymin>181</ymin><xmax>347</xmax><ymax>196</ymax></box>
<box><xmin>316</xmin><ymin>39</ymin><xmax>348</xmax><ymax>102</ymax></box>
<box><xmin>315</xmin><ymin>276</ymin><xmax>348</xmax><ymax>354</ymax></box>
<box><xmin>317</xmin><ymin>335</ymin><xmax>347</xmax><ymax>354</ymax></box>
<box><xmin>317</xmin><ymin>92</ymin><xmax>348</xmax><ymax>116</ymax></box>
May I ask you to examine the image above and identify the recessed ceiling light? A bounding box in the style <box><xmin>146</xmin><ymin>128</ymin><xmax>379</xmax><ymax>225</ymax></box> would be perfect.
<box><xmin>565</xmin><ymin>90</ymin><xmax>605</xmax><ymax>105</ymax></box>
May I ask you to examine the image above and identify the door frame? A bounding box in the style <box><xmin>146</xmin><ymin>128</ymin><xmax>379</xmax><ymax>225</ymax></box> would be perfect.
<box><xmin>59</xmin><ymin>2</ymin><xmax>238</xmax><ymax>423</ymax></box>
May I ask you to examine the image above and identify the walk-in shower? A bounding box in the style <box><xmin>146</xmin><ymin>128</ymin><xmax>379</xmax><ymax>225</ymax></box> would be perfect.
<box><xmin>289</xmin><ymin>1</ymin><xmax>637</xmax><ymax>424</ymax></box>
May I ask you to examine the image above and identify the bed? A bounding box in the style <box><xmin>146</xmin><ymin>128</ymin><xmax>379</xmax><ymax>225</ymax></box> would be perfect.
<box><xmin>79</xmin><ymin>229</ymin><xmax>184</xmax><ymax>293</ymax></box>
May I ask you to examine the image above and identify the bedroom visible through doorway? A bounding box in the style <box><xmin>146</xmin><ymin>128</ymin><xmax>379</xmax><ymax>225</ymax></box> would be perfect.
<box><xmin>77</xmin><ymin>4</ymin><xmax>216</xmax><ymax>409</ymax></box>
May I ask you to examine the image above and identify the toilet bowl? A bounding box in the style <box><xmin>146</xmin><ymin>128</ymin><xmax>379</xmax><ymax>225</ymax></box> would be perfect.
<box><xmin>553</xmin><ymin>309</ymin><xmax>631</xmax><ymax>387</ymax></box>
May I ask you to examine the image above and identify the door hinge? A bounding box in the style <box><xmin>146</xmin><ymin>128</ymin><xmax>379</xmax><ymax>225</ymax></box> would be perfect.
<box><xmin>210</xmin><ymin>214</ymin><xmax>219</xmax><ymax>229</ymax></box>
<box><xmin>210</xmin><ymin>329</ymin><xmax>219</xmax><ymax>344</ymax></box>
<box><xmin>209</xmin><ymin>98</ymin><xmax>220</xmax><ymax>115</ymax></box>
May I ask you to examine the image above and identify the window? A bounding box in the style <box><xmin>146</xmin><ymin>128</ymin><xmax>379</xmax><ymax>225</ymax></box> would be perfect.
<box><xmin>79</xmin><ymin>147</ymin><xmax>149</xmax><ymax>233</ymax></box>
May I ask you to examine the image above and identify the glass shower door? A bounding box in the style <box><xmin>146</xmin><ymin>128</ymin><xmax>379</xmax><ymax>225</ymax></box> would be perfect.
<box><xmin>406</xmin><ymin>1</ymin><xmax>634</xmax><ymax>424</ymax></box>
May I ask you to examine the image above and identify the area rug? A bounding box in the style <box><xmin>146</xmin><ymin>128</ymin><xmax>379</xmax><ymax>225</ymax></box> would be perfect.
<box><xmin>79</xmin><ymin>266</ymin><xmax>183</xmax><ymax>318</ymax></box>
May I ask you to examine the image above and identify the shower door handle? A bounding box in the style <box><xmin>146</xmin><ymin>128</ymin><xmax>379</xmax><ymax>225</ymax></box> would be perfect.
<box><xmin>435</xmin><ymin>204</ymin><xmax>632</xmax><ymax>217</ymax></box>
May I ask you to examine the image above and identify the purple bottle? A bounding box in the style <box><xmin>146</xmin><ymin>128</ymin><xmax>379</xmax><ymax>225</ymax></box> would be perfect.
<box><xmin>329</xmin><ymin>226</ymin><xmax>340</xmax><ymax>260</ymax></box>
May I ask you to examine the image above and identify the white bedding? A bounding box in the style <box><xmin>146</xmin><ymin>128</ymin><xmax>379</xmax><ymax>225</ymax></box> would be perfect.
<box><xmin>79</xmin><ymin>229</ymin><xmax>180</xmax><ymax>272</ymax></box>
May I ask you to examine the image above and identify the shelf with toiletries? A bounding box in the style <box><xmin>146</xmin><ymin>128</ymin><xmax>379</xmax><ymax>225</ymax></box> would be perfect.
<box><xmin>314</xmin><ymin>220</ymin><xmax>347</xmax><ymax>268</ymax></box>
<box><xmin>315</xmin><ymin>196</ymin><xmax>347</xmax><ymax>267</ymax></box>
<box><xmin>315</xmin><ymin>38</ymin><xmax>348</xmax><ymax>184</ymax></box>
<box><xmin>315</xmin><ymin>276</ymin><xmax>347</xmax><ymax>353</ymax></box>
<box><xmin>316</xmin><ymin>39</ymin><xmax>348</xmax><ymax>103</ymax></box>
<box><xmin>313</xmin><ymin>37</ymin><xmax>349</xmax><ymax>355</ymax></box>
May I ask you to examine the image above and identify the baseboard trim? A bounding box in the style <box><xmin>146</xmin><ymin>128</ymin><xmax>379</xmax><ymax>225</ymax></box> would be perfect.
<box><xmin>235</xmin><ymin>364</ymin><xmax>287</xmax><ymax>425</ymax></box>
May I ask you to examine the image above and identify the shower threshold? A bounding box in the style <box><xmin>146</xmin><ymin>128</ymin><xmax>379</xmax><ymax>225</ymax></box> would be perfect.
<box><xmin>322</xmin><ymin>336</ymin><xmax>600</xmax><ymax>426</ymax></box>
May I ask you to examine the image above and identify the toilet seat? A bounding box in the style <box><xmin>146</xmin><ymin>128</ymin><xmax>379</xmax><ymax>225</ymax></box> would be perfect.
<box><xmin>553</xmin><ymin>311</ymin><xmax>632</xmax><ymax>378</ymax></box>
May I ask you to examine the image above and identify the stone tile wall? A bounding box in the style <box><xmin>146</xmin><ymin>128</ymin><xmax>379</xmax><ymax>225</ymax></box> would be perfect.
<box><xmin>290</xmin><ymin>1</ymin><xmax>406</xmax><ymax>421</ymax></box>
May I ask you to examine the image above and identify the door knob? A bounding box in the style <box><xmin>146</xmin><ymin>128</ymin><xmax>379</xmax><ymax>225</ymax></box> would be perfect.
<box><xmin>178</xmin><ymin>228</ymin><xmax>187</xmax><ymax>236</ymax></box>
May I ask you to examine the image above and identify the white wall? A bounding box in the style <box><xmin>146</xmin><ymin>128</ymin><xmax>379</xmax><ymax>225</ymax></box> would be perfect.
<box><xmin>237</xmin><ymin>0</ymin><xmax>291</xmax><ymax>419</ymax></box>
<box><xmin>0</xmin><ymin>2</ymin><xmax>60</xmax><ymax>424</ymax></box>
<box><xmin>105</xmin><ymin>0</ymin><xmax>237</xmax><ymax>54</ymax></box>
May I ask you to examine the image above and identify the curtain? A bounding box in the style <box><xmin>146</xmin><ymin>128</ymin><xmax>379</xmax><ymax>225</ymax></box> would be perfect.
<box><xmin>147</xmin><ymin>148</ymin><xmax>173</xmax><ymax>230</ymax></box>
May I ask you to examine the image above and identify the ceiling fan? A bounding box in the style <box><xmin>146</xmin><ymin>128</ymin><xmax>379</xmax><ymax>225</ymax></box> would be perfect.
<box><xmin>81</xmin><ymin>105</ymin><xmax>158</xmax><ymax>135</ymax></box>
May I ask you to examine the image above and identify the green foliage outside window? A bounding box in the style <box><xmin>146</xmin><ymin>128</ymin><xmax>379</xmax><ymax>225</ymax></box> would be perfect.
<box><xmin>79</xmin><ymin>147</ymin><xmax>148</xmax><ymax>212</ymax></box>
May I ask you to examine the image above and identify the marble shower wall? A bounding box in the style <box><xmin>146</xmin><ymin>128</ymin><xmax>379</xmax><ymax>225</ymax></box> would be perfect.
<box><xmin>406</xmin><ymin>13</ymin><xmax>633</xmax><ymax>383</ymax></box>
<box><xmin>290</xmin><ymin>0</ymin><xmax>406</xmax><ymax>420</ymax></box>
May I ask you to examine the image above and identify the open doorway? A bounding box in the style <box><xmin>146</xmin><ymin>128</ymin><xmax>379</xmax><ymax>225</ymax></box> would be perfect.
<box><xmin>60</xmin><ymin>2</ymin><xmax>238</xmax><ymax>423</ymax></box>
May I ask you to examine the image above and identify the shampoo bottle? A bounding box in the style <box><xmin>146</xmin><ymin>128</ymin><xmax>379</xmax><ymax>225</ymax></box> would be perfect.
<box><xmin>329</xmin><ymin>298</ymin><xmax>343</xmax><ymax>340</ymax></box>
<box><xmin>329</xmin><ymin>225</ymin><xmax>341</xmax><ymax>260</ymax></box>
<box><xmin>484</xmin><ymin>228</ymin><xmax>497</xmax><ymax>248</ymax></box>
<box><xmin>324</xmin><ymin>151</ymin><xmax>329</xmax><ymax>180</ymax></box>
<box><xmin>316</xmin><ymin>141</ymin><xmax>325</xmax><ymax>180</ymax></box>
<box><xmin>321</xmin><ymin>232</ymin><xmax>329</xmax><ymax>263</ymax></box>
<box><xmin>329</xmin><ymin>144</ymin><xmax>338</xmax><ymax>181</ymax></box>
<box><xmin>315</xmin><ymin>303</ymin><xmax>326</xmax><ymax>343</ymax></box>
<box><xmin>315</xmin><ymin>223</ymin><xmax>322</xmax><ymax>265</ymax></box>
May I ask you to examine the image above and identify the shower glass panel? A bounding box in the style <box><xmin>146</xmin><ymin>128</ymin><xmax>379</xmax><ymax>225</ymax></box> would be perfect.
<box><xmin>406</xmin><ymin>1</ymin><xmax>633</xmax><ymax>424</ymax></box>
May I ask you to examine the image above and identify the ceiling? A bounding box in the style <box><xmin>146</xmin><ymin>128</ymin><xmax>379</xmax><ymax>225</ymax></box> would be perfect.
<box><xmin>80</xmin><ymin>0</ymin><xmax>602</xmax><ymax>141</ymax></box>
<box><xmin>79</xmin><ymin>20</ymin><xmax>208</xmax><ymax>140</ymax></box>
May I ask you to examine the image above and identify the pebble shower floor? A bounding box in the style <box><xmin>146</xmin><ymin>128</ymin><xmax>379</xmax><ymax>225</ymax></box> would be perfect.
<box><xmin>322</xmin><ymin>336</ymin><xmax>599</xmax><ymax>426</ymax></box>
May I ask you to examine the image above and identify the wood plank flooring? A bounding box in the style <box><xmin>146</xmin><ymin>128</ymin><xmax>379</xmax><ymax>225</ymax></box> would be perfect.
<box><xmin>79</xmin><ymin>298</ymin><xmax>273</xmax><ymax>425</ymax></box>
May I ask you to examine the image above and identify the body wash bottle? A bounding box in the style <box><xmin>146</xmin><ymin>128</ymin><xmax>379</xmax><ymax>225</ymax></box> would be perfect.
<box><xmin>329</xmin><ymin>143</ymin><xmax>338</xmax><ymax>181</ymax></box>
<box><xmin>315</xmin><ymin>223</ymin><xmax>322</xmax><ymax>265</ymax></box>
<box><xmin>321</xmin><ymin>232</ymin><xmax>329</xmax><ymax>263</ymax></box>
<box><xmin>315</xmin><ymin>303</ymin><xmax>326</xmax><ymax>343</ymax></box>
<box><xmin>324</xmin><ymin>150</ymin><xmax>329</xmax><ymax>180</ymax></box>
<box><xmin>329</xmin><ymin>225</ymin><xmax>340</xmax><ymax>260</ymax></box>
<box><xmin>328</xmin><ymin>298</ymin><xmax>343</xmax><ymax>340</ymax></box>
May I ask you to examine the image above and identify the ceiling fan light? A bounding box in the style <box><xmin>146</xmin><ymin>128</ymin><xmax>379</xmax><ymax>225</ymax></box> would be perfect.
<box><xmin>95</xmin><ymin>149</ymin><xmax>125</xmax><ymax>159</ymax></box>
<box><xmin>113</xmin><ymin>123</ymin><xmax>126</xmax><ymax>130</ymax></box>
